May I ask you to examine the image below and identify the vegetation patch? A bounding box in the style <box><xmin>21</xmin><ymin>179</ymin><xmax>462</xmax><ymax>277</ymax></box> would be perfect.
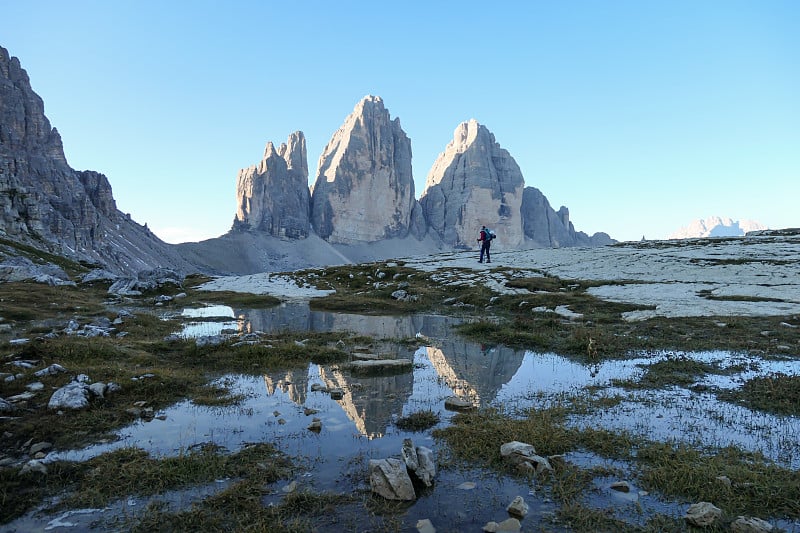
<box><xmin>1</xmin><ymin>442</ymin><xmax>292</xmax><ymax>524</ymax></box>
<box><xmin>611</xmin><ymin>353</ymin><xmax>722</xmax><ymax>390</ymax></box>
<box><xmin>717</xmin><ymin>372</ymin><xmax>800</xmax><ymax>416</ymax></box>
<box><xmin>395</xmin><ymin>410</ymin><xmax>440</xmax><ymax>431</ymax></box>
<box><xmin>129</xmin><ymin>486</ymin><xmax>355</xmax><ymax>532</ymax></box>
<box><xmin>435</xmin><ymin>406</ymin><xmax>800</xmax><ymax>526</ymax></box>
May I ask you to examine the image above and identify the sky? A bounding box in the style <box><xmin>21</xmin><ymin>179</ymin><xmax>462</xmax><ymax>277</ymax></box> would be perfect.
<box><xmin>2</xmin><ymin>0</ymin><xmax>798</xmax><ymax>243</ymax></box>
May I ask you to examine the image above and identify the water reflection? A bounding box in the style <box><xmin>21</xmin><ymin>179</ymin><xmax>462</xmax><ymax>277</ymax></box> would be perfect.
<box><xmin>28</xmin><ymin>305</ymin><xmax>800</xmax><ymax>531</ymax></box>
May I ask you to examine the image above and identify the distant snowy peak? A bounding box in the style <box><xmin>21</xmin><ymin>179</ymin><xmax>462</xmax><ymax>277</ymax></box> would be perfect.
<box><xmin>668</xmin><ymin>216</ymin><xmax>767</xmax><ymax>239</ymax></box>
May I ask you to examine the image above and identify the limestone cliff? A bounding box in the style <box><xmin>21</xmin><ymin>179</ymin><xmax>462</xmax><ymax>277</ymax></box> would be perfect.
<box><xmin>520</xmin><ymin>187</ymin><xmax>613</xmax><ymax>247</ymax></box>
<box><xmin>310</xmin><ymin>96</ymin><xmax>420</xmax><ymax>244</ymax></box>
<box><xmin>419</xmin><ymin>120</ymin><xmax>525</xmax><ymax>249</ymax></box>
<box><xmin>232</xmin><ymin>131</ymin><xmax>310</xmax><ymax>238</ymax></box>
<box><xmin>0</xmin><ymin>46</ymin><xmax>192</xmax><ymax>274</ymax></box>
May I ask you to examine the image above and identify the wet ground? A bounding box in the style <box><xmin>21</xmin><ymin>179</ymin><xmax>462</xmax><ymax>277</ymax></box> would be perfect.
<box><xmin>8</xmin><ymin>302</ymin><xmax>800</xmax><ymax>531</ymax></box>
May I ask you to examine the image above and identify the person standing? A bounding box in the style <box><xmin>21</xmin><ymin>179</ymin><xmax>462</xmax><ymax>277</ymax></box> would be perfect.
<box><xmin>478</xmin><ymin>225</ymin><xmax>491</xmax><ymax>263</ymax></box>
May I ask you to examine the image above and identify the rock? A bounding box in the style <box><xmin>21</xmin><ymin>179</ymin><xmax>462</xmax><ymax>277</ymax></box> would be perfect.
<box><xmin>281</xmin><ymin>480</ymin><xmax>298</xmax><ymax>494</ymax></box>
<box><xmin>520</xmin><ymin>187</ymin><xmax>614</xmax><ymax>247</ymax></box>
<box><xmin>48</xmin><ymin>378</ymin><xmax>92</xmax><ymax>410</ymax></box>
<box><xmin>401</xmin><ymin>438</ymin><xmax>419</xmax><ymax>471</ymax></box>
<box><xmin>506</xmin><ymin>495</ymin><xmax>529</xmax><ymax>519</ymax></box>
<box><xmin>684</xmin><ymin>502</ymin><xmax>722</xmax><ymax>527</ymax></box>
<box><xmin>457</xmin><ymin>481</ymin><xmax>477</xmax><ymax>490</ymax></box>
<box><xmin>500</xmin><ymin>441</ymin><xmax>552</xmax><ymax>475</ymax></box>
<box><xmin>610</xmin><ymin>481</ymin><xmax>631</xmax><ymax>493</ymax></box>
<box><xmin>310</xmin><ymin>383</ymin><xmax>328</xmax><ymax>393</ymax></box>
<box><xmin>310</xmin><ymin>96</ymin><xmax>420</xmax><ymax>243</ymax></box>
<box><xmin>29</xmin><ymin>442</ymin><xmax>52</xmax><ymax>455</ymax></box>
<box><xmin>19</xmin><ymin>459</ymin><xmax>48</xmax><ymax>475</ymax></box>
<box><xmin>482</xmin><ymin>517</ymin><xmax>521</xmax><ymax>532</ymax></box>
<box><xmin>87</xmin><ymin>382</ymin><xmax>106</xmax><ymax>398</ymax></box>
<box><xmin>232</xmin><ymin>131</ymin><xmax>310</xmax><ymax>238</ymax></box>
<box><xmin>0</xmin><ymin>398</ymin><xmax>16</xmax><ymax>413</ymax></box>
<box><xmin>303</xmin><ymin>407</ymin><xmax>319</xmax><ymax>416</ymax></box>
<box><xmin>731</xmin><ymin>516</ymin><xmax>774</xmax><ymax>532</ymax></box>
<box><xmin>416</xmin><ymin>519</ymin><xmax>436</xmax><ymax>533</ymax></box>
<box><xmin>414</xmin><ymin>446</ymin><xmax>436</xmax><ymax>487</ymax></box>
<box><xmin>369</xmin><ymin>458</ymin><xmax>416</xmax><ymax>501</ymax></box>
<box><xmin>34</xmin><ymin>363</ymin><xmax>67</xmax><ymax>377</ymax></box>
<box><xmin>444</xmin><ymin>396</ymin><xmax>475</xmax><ymax>411</ymax></box>
<box><xmin>0</xmin><ymin>47</ymin><xmax>194</xmax><ymax>275</ymax></box>
<box><xmin>307</xmin><ymin>418</ymin><xmax>322</xmax><ymax>432</ymax></box>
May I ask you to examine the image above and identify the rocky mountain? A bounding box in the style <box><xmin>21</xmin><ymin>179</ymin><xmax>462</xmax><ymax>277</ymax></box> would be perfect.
<box><xmin>420</xmin><ymin>119</ymin><xmax>612</xmax><ymax>249</ymax></box>
<box><xmin>668</xmin><ymin>216</ymin><xmax>767</xmax><ymax>239</ymax></box>
<box><xmin>521</xmin><ymin>187</ymin><xmax>613</xmax><ymax>247</ymax></box>
<box><xmin>232</xmin><ymin>131</ymin><xmax>310</xmax><ymax>238</ymax></box>
<box><xmin>1</xmin><ymin>44</ymin><xmax>613</xmax><ymax>278</ymax></box>
<box><xmin>310</xmin><ymin>96</ymin><xmax>424</xmax><ymax>244</ymax></box>
<box><xmin>0</xmin><ymin>46</ymin><xmax>193</xmax><ymax>275</ymax></box>
<box><xmin>420</xmin><ymin>120</ymin><xmax>525</xmax><ymax>249</ymax></box>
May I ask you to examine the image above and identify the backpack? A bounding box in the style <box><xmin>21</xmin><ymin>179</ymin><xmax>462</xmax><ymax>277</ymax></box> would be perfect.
<box><xmin>485</xmin><ymin>229</ymin><xmax>496</xmax><ymax>241</ymax></box>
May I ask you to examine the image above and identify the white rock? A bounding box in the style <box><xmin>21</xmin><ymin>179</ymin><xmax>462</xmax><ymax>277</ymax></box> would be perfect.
<box><xmin>369</xmin><ymin>458</ymin><xmax>416</xmax><ymax>501</ymax></box>
<box><xmin>684</xmin><ymin>501</ymin><xmax>722</xmax><ymax>527</ymax></box>
<box><xmin>506</xmin><ymin>495</ymin><xmax>528</xmax><ymax>519</ymax></box>
<box><xmin>731</xmin><ymin>516</ymin><xmax>774</xmax><ymax>532</ymax></box>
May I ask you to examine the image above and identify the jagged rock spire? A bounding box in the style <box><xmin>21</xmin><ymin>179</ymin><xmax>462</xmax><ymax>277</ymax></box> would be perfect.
<box><xmin>233</xmin><ymin>131</ymin><xmax>310</xmax><ymax>238</ymax></box>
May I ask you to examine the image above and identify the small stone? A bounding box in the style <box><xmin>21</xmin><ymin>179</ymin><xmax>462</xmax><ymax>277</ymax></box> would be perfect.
<box><xmin>273</xmin><ymin>410</ymin><xmax>281</xmax><ymax>417</ymax></box>
<box><xmin>610</xmin><ymin>481</ymin><xmax>631</xmax><ymax>493</ymax></box>
<box><xmin>303</xmin><ymin>407</ymin><xmax>319</xmax><ymax>416</ymax></box>
<box><xmin>444</xmin><ymin>396</ymin><xmax>475</xmax><ymax>411</ymax></box>
<box><xmin>685</xmin><ymin>501</ymin><xmax>722</xmax><ymax>527</ymax></box>
<box><xmin>282</xmin><ymin>480</ymin><xmax>298</xmax><ymax>493</ymax></box>
<box><xmin>278</xmin><ymin>419</ymin><xmax>286</xmax><ymax>425</ymax></box>
<box><xmin>506</xmin><ymin>495</ymin><xmax>529</xmax><ymax>519</ymax></box>
<box><xmin>308</xmin><ymin>419</ymin><xmax>322</xmax><ymax>432</ymax></box>
<box><xmin>731</xmin><ymin>516</ymin><xmax>774</xmax><ymax>532</ymax></box>
<box><xmin>456</xmin><ymin>481</ymin><xmax>477</xmax><ymax>490</ymax></box>
<box><xmin>482</xmin><ymin>517</ymin><xmax>521</xmax><ymax>532</ymax></box>
<box><xmin>29</xmin><ymin>442</ymin><xmax>52</xmax><ymax>455</ymax></box>
<box><xmin>416</xmin><ymin>518</ymin><xmax>436</xmax><ymax>533</ymax></box>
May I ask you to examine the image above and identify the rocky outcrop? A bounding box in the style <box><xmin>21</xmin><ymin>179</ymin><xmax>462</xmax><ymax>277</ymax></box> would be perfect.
<box><xmin>232</xmin><ymin>131</ymin><xmax>310</xmax><ymax>238</ymax></box>
<box><xmin>520</xmin><ymin>186</ymin><xmax>613</xmax><ymax>247</ymax></box>
<box><xmin>419</xmin><ymin>120</ymin><xmax>525</xmax><ymax>249</ymax></box>
<box><xmin>0</xmin><ymin>46</ymin><xmax>192</xmax><ymax>274</ymax></box>
<box><xmin>310</xmin><ymin>96</ymin><xmax>420</xmax><ymax>244</ymax></box>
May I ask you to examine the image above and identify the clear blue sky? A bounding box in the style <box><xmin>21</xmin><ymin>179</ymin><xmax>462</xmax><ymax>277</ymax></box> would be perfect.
<box><xmin>2</xmin><ymin>0</ymin><xmax>798</xmax><ymax>243</ymax></box>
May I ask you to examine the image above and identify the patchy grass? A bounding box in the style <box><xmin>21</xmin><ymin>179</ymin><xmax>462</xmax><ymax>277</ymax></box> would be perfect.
<box><xmin>435</xmin><ymin>406</ymin><xmax>800</xmax><ymax>526</ymax></box>
<box><xmin>717</xmin><ymin>372</ymin><xmax>800</xmax><ymax>416</ymax></box>
<box><xmin>0</xmin><ymin>281</ymin><xmax>109</xmax><ymax>323</ymax></box>
<box><xmin>129</xmin><ymin>487</ymin><xmax>356</xmax><ymax>532</ymax></box>
<box><xmin>0</xmin><ymin>442</ymin><xmax>292</xmax><ymax>524</ymax></box>
<box><xmin>611</xmin><ymin>352</ymin><xmax>722</xmax><ymax>390</ymax></box>
<box><xmin>395</xmin><ymin>410</ymin><xmax>440</xmax><ymax>431</ymax></box>
<box><xmin>296</xmin><ymin>262</ymin><xmax>495</xmax><ymax>314</ymax></box>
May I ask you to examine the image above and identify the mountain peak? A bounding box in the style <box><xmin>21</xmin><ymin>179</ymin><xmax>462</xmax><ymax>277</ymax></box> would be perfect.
<box><xmin>668</xmin><ymin>217</ymin><xmax>767</xmax><ymax>239</ymax></box>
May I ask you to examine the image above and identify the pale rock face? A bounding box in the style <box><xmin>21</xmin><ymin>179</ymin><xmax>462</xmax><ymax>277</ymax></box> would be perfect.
<box><xmin>233</xmin><ymin>131</ymin><xmax>310</xmax><ymax>238</ymax></box>
<box><xmin>0</xmin><ymin>46</ymin><xmax>193</xmax><ymax>274</ymax></box>
<box><xmin>521</xmin><ymin>187</ymin><xmax>614</xmax><ymax>247</ymax></box>
<box><xmin>310</xmin><ymin>96</ymin><xmax>417</xmax><ymax>243</ymax></box>
<box><xmin>419</xmin><ymin>120</ymin><xmax>525</xmax><ymax>249</ymax></box>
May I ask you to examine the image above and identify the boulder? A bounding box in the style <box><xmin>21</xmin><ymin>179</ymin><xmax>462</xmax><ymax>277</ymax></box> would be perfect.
<box><xmin>482</xmin><ymin>518</ymin><xmax>521</xmax><ymax>532</ymax></box>
<box><xmin>369</xmin><ymin>458</ymin><xmax>416</xmax><ymax>501</ymax></box>
<box><xmin>506</xmin><ymin>495</ymin><xmax>529</xmax><ymax>519</ymax></box>
<box><xmin>731</xmin><ymin>516</ymin><xmax>774</xmax><ymax>532</ymax></box>
<box><xmin>684</xmin><ymin>502</ymin><xmax>722</xmax><ymax>527</ymax></box>
<box><xmin>444</xmin><ymin>396</ymin><xmax>475</xmax><ymax>411</ymax></box>
<box><xmin>500</xmin><ymin>441</ymin><xmax>552</xmax><ymax>475</ymax></box>
<box><xmin>48</xmin><ymin>375</ymin><xmax>92</xmax><ymax>410</ymax></box>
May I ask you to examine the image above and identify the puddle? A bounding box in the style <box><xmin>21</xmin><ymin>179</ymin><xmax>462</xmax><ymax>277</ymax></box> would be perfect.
<box><xmin>16</xmin><ymin>305</ymin><xmax>800</xmax><ymax>531</ymax></box>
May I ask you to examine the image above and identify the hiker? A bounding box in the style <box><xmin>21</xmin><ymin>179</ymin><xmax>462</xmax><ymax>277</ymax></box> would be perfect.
<box><xmin>478</xmin><ymin>225</ymin><xmax>492</xmax><ymax>263</ymax></box>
